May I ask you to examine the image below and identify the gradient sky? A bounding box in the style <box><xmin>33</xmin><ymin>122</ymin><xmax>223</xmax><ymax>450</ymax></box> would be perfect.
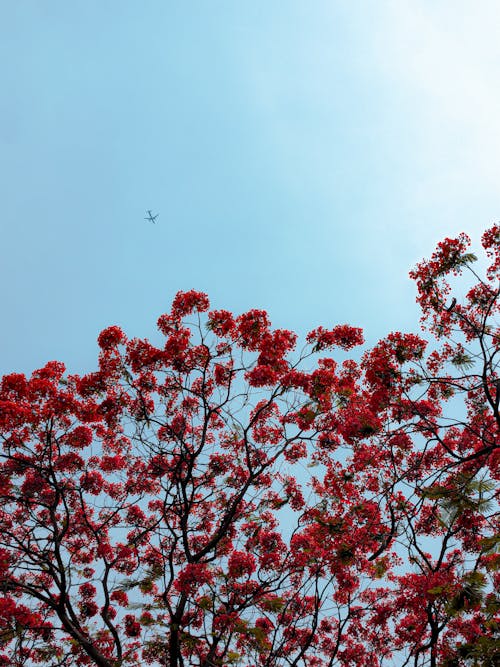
<box><xmin>2</xmin><ymin>1</ymin><xmax>500</xmax><ymax>378</ymax></box>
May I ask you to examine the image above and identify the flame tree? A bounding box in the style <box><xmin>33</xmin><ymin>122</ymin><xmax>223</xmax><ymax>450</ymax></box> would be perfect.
<box><xmin>0</xmin><ymin>227</ymin><xmax>498</xmax><ymax>666</ymax></box>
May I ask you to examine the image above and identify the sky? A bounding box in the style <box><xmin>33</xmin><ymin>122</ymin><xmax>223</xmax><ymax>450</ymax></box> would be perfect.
<box><xmin>2</xmin><ymin>1</ymin><xmax>500</xmax><ymax>378</ymax></box>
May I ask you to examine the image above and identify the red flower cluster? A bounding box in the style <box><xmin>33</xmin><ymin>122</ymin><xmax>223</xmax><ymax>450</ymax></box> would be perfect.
<box><xmin>307</xmin><ymin>324</ymin><xmax>364</xmax><ymax>350</ymax></box>
<box><xmin>98</xmin><ymin>325</ymin><xmax>127</xmax><ymax>350</ymax></box>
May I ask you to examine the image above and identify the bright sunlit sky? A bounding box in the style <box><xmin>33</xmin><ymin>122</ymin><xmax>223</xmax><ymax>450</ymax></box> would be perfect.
<box><xmin>2</xmin><ymin>1</ymin><xmax>500</xmax><ymax>377</ymax></box>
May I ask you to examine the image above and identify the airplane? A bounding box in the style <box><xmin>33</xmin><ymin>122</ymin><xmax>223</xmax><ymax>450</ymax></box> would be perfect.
<box><xmin>145</xmin><ymin>210</ymin><xmax>159</xmax><ymax>224</ymax></box>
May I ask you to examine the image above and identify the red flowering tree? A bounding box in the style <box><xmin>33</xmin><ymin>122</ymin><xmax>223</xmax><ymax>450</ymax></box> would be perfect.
<box><xmin>0</xmin><ymin>227</ymin><xmax>498</xmax><ymax>667</ymax></box>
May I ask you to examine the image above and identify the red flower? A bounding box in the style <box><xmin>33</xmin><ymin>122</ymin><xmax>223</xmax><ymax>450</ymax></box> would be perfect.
<box><xmin>227</xmin><ymin>551</ymin><xmax>256</xmax><ymax>578</ymax></box>
<box><xmin>79</xmin><ymin>600</ymin><xmax>98</xmax><ymax>618</ymax></box>
<box><xmin>171</xmin><ymin>290</ymin><xmax>210</xmax><ymax>318</ymax></box>
<box><xmin>79</xmin><ymin>583</ymin><xmax>96</xmax><ymax>599</ymax></box>
<box><xmin>307</xmin><ymin>324</ymin><xmax>364</xmax><ymax>351</ymax></box>
<box><xmin>236</xmin><ymin>309</ymin><xmax>270</xmax><ymax>350</ymax></box>
<box><xmin>110</xmin><ymin>590</ymin><xmax>128</xmax><ymax>606</ymax></box>
<box><xmin>174</xmin><ymin>563</ymin><xmax>214</xmax><ymax>595</ymax></box>
<box><xmin>65</xmin><ymin>425</ymin><xmax>93</xmax><ymax>449</ymax></box>
<box><xmin>124</xmin><ymin>614</ymin><xmax>141</xmax><ymax>637</ymax></box>
<box><xmin>79</xmin><ymin>470</ymin><xmax>104</xmax><ymax>495</ymax></box>
<box><xmin>97</xmin><ymin>326</ymin><xmax>126</xmax><ymax>350</ymax></box>
<box><xmin>207</xmin><ymin>309</ymin><xmax>236</xmax><ymax>337</ymax></box>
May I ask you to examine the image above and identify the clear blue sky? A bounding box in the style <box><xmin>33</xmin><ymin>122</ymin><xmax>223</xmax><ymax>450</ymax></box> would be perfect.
<box><xmin>2</xmin><ymin>1</ymin><xmax>500</xmax><ymax>377</ymax></box>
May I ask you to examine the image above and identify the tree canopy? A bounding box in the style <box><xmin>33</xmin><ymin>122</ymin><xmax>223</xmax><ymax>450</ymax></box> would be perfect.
<box><xmin>0</xmin><ymin>226</ymin><xmax>499</xmax><ymax>667</ymax></box>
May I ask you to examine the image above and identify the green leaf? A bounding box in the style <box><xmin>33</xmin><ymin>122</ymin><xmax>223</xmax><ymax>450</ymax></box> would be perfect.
<box><xmin>226</xmin><ymin>652</ymin><xmax>241</xmax><ymax>663</ymax></box>
<box><xmin>260</xmin><ymin>597</ymin><xmax>285</xmax><ymax>612</ymax></box>
<box><xmin>451</xmin><ymin>351</ymin><xmax>474</xmax><ymax>370</ymax></box>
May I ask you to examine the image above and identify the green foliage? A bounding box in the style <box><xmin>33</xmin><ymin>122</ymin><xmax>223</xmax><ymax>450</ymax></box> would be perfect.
<box><xmin>479</xmin><ymin>535</ymin><xmax>500</xmax><ymax>556</ymax></box>
<box><xmin>118</xmin><ymin>565</ymin><xmax>163</xmax><ymax>593</ymax></box>
<box><xmin>440</xmin><ymin>635</ymin><xmax>500</xmax><ymax>667</ymax></box>
<box><xmin>226</xmin><ymin>651</ymin><xmax>242</xmax><ymax>663</ymax></box>
<box><xmin>421</xmin><ymin>473</ymin><xmax>495</xmax><ymax>525</ymax></box>
<box><xmin>445</xmin><ymin>572</ymin><xmax>486</xmax><ymax>616</ymax></box>
<box><xmin>450</xmin><ymin>351</ymin><xmax>475</xmax><ymax>370</ymax></box>
<box><xmin>260</xmin><ymin>597</ymin><xmax>285</xmax><ymax>613</ymax></box>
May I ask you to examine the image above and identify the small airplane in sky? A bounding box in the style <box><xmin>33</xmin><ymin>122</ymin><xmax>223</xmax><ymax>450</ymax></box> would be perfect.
<box><xmin>145</xmin><ymin>210</ymin><xmax>159</xmax><ymax>224</ymax></box>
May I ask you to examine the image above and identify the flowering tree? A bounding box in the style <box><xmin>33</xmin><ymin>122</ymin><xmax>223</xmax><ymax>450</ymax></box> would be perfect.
<box><xmin>0</xmin><ymin>227</ymin><xmax>498</xmax><ymax>667</ymax></box>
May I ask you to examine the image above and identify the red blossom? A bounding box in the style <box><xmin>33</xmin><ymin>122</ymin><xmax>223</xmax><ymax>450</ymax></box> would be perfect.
<box><xmin>481</xmin><ymin>223</ymin><xmax>500</xmax><ymax>278</ymax></box>
<box><xmin>110</xmin><ymin>590</ymin><xmax>128</xmax><ymax>606</ymax></box>
<box><xmin>307</xmin><ymin>324</ymin><xmax>364</xmax><ymax>350</ymax></box>
<box><xmin>174</xmin><ymin>563</ymin><xmax>214</xmax><ymax>595</ymax></box>
<box><xmin>207</xmin><ymin>309</ymin><xmax>236</xmax><ymax>336</ymax></box>
<box><xmin>171</xmin><ymin>290</ymin><xmax>210</xmax><ymax>318</ymax></box>
<box><xmin>123</xmin><ymin>614</ymin><xmax>141</xmax><ymax>637</ymax></box>
<box><xmin>245</xmin><ymin>364</ymin><xmax>279</xmax><ymax>387</ymax></box>
<box><xmin>65</xmin><ymin>425</ymin><xmax>93</xmax><ymax>449</ymax></box>
<box><xmin>227</xmin><ymin>551</ymin><xmax>256</xmax><ymax>578</ymax></box>
<box><xmin>97</xmin><ymin>325</ymin><xmax>126</xmax><ymax>350</ymax></box>
<box><xmin>78</xmin><ymin>600</ymin><xmax>99</xmax><ymax>618</ymax></box>
<box><xmin>79</xmin><ymin>470</ymin><xmax>104</xmax><ymax>494</ymax></box>
<box><xmin>79</xmin><ymin>582</ymin><xmax>96</xmax><ymax>599</ymax></box>
<box><xmin>235</xmin><ymin>309</ymin><xmax>271</xmax><ymax>350</ymax></box>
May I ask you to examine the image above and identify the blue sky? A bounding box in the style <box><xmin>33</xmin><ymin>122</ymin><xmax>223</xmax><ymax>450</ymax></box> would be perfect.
<box><xmin>2</xmin><ymin>1</ymin><xmax>500</xmax><ymax>377</ymax></box>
